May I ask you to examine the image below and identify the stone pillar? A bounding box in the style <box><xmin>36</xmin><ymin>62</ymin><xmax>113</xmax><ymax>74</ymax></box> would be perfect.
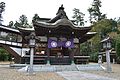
<box><xmin>28</xmin><ymin>47</ymin><xmax>34</xmax><ymax>73</ymax></box>
<box><xmin>113</xmin><ymin>58</ymin><xmax>115</xmax><ymax>64</ymax></box>
<box><xmin>106</xmin><ymin>50</ymin><xmax>112</xmax><ymax>72</ymax></box>
<box><xmin>27</xmin><ymin>32</ymin><xmax>36</xmax><ymax>75</ymax></box>
<box><xmin>98</xmin><ymin>55</ymin><xmax>102</xmax><ymax>65</ymax></box>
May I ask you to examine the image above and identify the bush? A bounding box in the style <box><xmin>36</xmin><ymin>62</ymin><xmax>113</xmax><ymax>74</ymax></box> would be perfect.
<box><xmin>89</xmin><ymin>52</ymin><xmax>98</xmax><ymax>62</ymax></box>
<box><xmin>0</xmin><ymin>48</ymin><xmax>11</xmax><ymax>61</ymax></box>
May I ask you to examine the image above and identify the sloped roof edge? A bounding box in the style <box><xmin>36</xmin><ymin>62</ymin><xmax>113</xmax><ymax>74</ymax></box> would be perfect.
<box><xmin>0</xmin><ymin>25</ymin><xmax>20</xmax><ymax>34</ymax></box>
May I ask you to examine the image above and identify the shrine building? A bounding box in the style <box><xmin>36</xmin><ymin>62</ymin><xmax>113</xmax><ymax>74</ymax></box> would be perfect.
<box><xmin>0</xmin><ymin>5</ymin><xmax>96</xmax><ymax>65</ymax></box>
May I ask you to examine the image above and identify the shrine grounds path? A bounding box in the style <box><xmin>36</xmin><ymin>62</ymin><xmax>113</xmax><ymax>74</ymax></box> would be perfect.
<box><xmin>0</xmin><ymin>62</ymin><xmax>120</xmax><ymax>80</ymax></box>
<box><xmin>0</xmin><ymin>67</ymin><xmax>65</xmax><ymax>80</ymax></box>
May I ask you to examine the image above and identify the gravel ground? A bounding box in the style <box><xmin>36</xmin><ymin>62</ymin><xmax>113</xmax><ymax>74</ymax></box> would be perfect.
<box><xmin>0</xmin><ymin>67</ymin><xmax>65</xmax><ymax>80</ymax></box>
<box><xmin>0</xmin><ymin>62</ymin><xmax>120</xmax><ymax>80</ymax></box>
<box><xmin>83</xmin><ymin>63</ymin><xmax>120</xmax><ymax>80</ymax></box>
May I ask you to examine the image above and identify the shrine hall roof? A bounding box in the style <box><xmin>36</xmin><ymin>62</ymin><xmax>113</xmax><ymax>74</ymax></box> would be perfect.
<box><xmin>31</xmin><ymin>5</ymin><xmax>94</xmax><ymax>38</ymax></box>
<box><xmin>0</xmin><ymin>24</ymin><xmax>20</xmax><ymax>34</ymax></box>
<box><xmin>32</xmin><ymin>5</ymin><xmax>91</xmax><ymax>29</ymax></box>
<box><xmin>33</xmin><ymin>18</ymin><xmax>91</xmax><ymax>29</ymax></box>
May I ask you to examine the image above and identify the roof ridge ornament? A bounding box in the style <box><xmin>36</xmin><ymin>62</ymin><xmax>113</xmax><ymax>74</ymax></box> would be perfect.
<box><xmin>47</xmin><ymin>4</ymin><xmax>68</xmax><ymax>23</ymax></box>
<box><xmin>56</xmin><ymin>4</ymin><xmax>64</xmax><ymax>15</ymax></box>
<box><xmin>56</xmin><ymin>4</ymin><xmax>68</xmax><ymax>19</ymax></box>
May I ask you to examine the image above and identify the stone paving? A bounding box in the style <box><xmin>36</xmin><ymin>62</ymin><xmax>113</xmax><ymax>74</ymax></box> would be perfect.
<box><xmin>57</xmin><ymin>71</ymin><xmax>117</xmax><ymax>80</ymax></box>
<box><xmin>0</xmin><ymin>67</ymin><xmax>65</xmax><ymax>80</ymax></box>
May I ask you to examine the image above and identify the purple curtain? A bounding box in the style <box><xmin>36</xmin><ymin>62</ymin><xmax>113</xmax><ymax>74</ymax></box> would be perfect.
<box><xmin>48</xmin><ymin>39</ymin><xmax>58</xmax><ymax>48</ymax></box>
<box><xmin>63</xmin><ymin>39</ymin><xmax>74</xmax><ymax>48</ymax></box>
<box><xmin>48</xmin><ymin>38</ymin><xmax>74</xmax><ymax>48</ymax></box>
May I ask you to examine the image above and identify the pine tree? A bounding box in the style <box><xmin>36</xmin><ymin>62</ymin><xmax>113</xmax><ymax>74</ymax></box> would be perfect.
<box><xmin>14</xmin><ymin>15</ymin><xmax>30</xmax><ymax>28</ymax></box>
<box><xmin>0</xmin><ymin>2</ymin><xmax>5</xmax><ymax>24</ymax></box>
<box><xmin>88</xmin><ymin>0</ymin><xmax>106</xmax><ymax>23</ymax></box>
<box><xmin>72</xmin><ymin>8</ymin><xmax>85</xmax><ymax>26</ymax></box>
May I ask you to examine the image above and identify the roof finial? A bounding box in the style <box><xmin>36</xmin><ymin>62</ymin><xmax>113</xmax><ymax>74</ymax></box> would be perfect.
<box><xmin>59</xmin><ymin>4</ymin><xmax>64</xmax><ymax>10</ymax></box>
<box><xmin>61</xmin><ymin>4</ymin><xmax>63</xmax><ymax>7</ymax></box>
<box><xmin>56</xmin><ymin>4</ymin><xmax>65</xmax><ymax>15</ymax></box>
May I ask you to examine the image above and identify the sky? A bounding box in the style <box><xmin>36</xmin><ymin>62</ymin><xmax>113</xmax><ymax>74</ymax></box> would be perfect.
<box><xmin>1</xmin><ymin>0</ymin><xmax>120</xmax><ymax>25</ymax></box>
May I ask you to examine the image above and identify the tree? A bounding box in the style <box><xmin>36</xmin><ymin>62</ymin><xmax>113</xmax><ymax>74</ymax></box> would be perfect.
<box><xmin>32</xmin><ymin>13</ymin><xmax>40</xmax><ymax>21</ymax></box>
<box><xmin>0</xmin><ymin>2</ymin><xmax>5</xmax><ymax>24</ymax></box>
<box><xmin>72</xmin><ymin>8</ymin><xmax>85</xmax><ymax>26</ymax></box>
<box><xmin>116</xmin><ymin>17</ymin><xmax>120</xmax><ymax>25</ymax></box>
<box><xmin>88</xmin><ymin>0</ymin><xmax>106</xmax><ymax>23</ymax></box>
<box><xmin>14</xmin><ymin>21</ymin><xmax>20</xmax><ymax>28</ymax></box>
<box><xmin>92</xmin><ymin>19</ymin><xmax>116</xmax><ymax>37</ymax></box>
<box><xmin>86</xmin><ymin>19</ymin><xmax>118</xmax><ymax>62</ymax></box>
<box><xmin>115</xmin><ymin>34</ymin><xmax>120</xmax><ymax>63</ymax></box>
<box><xmin>8</xmin><ymin>21</ymin><xmax>15</xmax><ymax>28</ymax></box>
<box><xmin>91</xmin><ymin>19</ymin><xmax>116</xmax><ymax>46</ymax></box>
<box><xmin>14</xmin><ymin>14</ymin><xmax>31</xmax><ymax>28</ymax></box>
<box><xmin>19</xmin><ymin>15</ymin><xmax>28</xmax><ymax>26</ymax></box>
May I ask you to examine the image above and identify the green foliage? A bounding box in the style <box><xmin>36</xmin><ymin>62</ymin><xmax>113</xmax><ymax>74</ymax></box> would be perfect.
<box><xmin>92</xmin><ymin>19</ymin><xmax>117</xmax><ymax>37</ymax></box>
<box><xmin>0</xmin><ymin>48</ymin><xmax>11</xmax><ymax>61</ymax></box>
<box><xmin>8</xmin><ymin>21</ymin><xmax>15</xmax><ymax>28</ymax></box>
<box><xmin>89</xmin><ymin>19</ymin><xmax>112</xmax><ymax>53</ymax></box>
<box><xmin>72</xmin><ymin>8</ymin><xmax>85</xmax><ymax>26</ymax></box>
<box><xmin>80</xmin><ymin>41</ymin><xmax>99</xmax><ymax>62</ymax></box>
<box><xmin>14</xmin><ymin>21</ymin><xmax>20</xmax><ymax>28</ymax></box>
<box><xmin>19</xmin><ymin>15</ymin><xmax>28</xmax><ymax>25</ymax></box>
<box><xmin>89</xmin><ymin>19</ymin><xmax>117</xmax><ymax>61</ymax></box>
<box><xmin>80</xmin><ymin>40</ymin><xmax>99</xmax><ymax>62</ymax></box>
<box><xmin>72</xmin><ymin>0</ymin><xmax>111</xmax><ymax>62</ymax></box>
<box><xmin>115</xmin><ymin>35</ymin><xmax>120</xmax><ymax>58</ymax></box>
<box><xmin>32</xmin><ymin>13</ymin><xmax>40</xmax><ymax>21</ymax></box>
<box><xmin>88</xmin><ymin>0</ymin><xmax>106</xmax><ymax>23</ymax></box>
<box><xmin>8</xmin><ymin>21</ymin><xmax>14</xmax><ymax>27</ymax></box>
<box><xmin>80</xmin><ymin>41</ymin><xmax>92</xmax><ymax>55</ymax></box>
<box><xmin>0</xmin><ymin>2</ymin><xmax>5</xmax><ymax>13</ymax></box>
<box><xmin>89</xmin><ymin>52</ymin><xmax>98</xmax><ymax>62</ymax></box>
<box><xmin>116</xmin><ymin>17</ymin><xmax>120</xmax><ymax>25</ymax></box>
<box><xmin>14</xmin><ymin>14</ymin><xmax>31</xmax><ymax>28</ymax></box>
<box><xmin>0</xmin><ymin>2</ymin><xmax>5</xmax><ymax>24</ymax></box>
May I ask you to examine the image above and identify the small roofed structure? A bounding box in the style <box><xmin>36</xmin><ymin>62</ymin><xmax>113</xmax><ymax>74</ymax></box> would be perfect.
<box><xmin>100</xmin><ymin>37</ymin><xmax>116</xmax><ymax>63</ymax></box>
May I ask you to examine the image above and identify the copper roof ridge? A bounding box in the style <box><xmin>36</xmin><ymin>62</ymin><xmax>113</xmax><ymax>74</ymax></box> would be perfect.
<box><xmin>33</xmin><ymin>19</ymin><xmax>91</xmax><ymax>30</ymax></box>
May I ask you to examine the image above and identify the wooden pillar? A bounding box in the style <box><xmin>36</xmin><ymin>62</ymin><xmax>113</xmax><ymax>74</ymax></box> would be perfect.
<box><xmin>78</xmin><ymin>38</ymin><xmax>81</xmax><ymax>55</ymax></box>
<box><xmin>46</xmin><ymin>36</ymin><xmax>50</xmax><ymax>65</ymax></box>
<box><xmin>46</xmin><ymin>48</ymin><xmax>50</xmax><ymax>65</ymax></box>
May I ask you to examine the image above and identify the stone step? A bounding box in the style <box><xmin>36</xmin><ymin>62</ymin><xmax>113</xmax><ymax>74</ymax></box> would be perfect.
<box><xmin>33</xmin><ymin>65</ymin><xmax>78</xmax><ymax>72</ymax></box>
<box><xmin>17</xmin><ymin>64</ymin><xmax>104</xmax><ymax>72</ymax></box>
<box><xmin>76</xmin><ymin>64</ymin><xmax>103</xmax><ymax>71</ymax></box>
